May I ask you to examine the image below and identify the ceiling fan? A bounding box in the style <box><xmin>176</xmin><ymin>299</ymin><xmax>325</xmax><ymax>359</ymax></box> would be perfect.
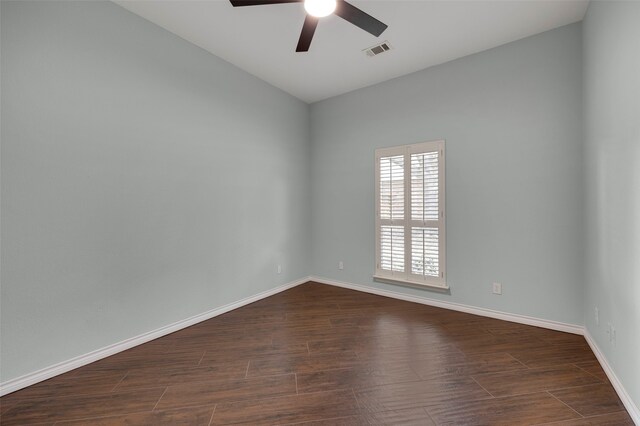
<box><xmin>229</xmin><ymin>0</ymin><xmax>388</xmax><ymax>52</ymax></box>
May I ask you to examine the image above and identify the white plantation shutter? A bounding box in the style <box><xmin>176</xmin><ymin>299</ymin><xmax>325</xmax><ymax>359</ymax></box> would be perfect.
<box><xmin>379</xmin><ymin>155</ymin><xmax>404</xmax><ymax>221</ymax></box>
<box><xmin>411</xmin><ymin>152</ymin><xmax>439</xmax><ymax>222</ymax></box>
<box><xmin>375</xmin><ymin>140</ymin><xmax>446</xmax><ymax>288</ymax></box>
<box><xmin>380</xmin><ymin>226</ymin><xmax>404</xmax><ymax>272</ymax></box>
<box><xmin>377</xmin><ymin>154</ymin><xmax>405</xmax><ymax>276</ymax></box>
<box><xmin>411</xmin><ymin>227</ymin><xmax>439</xmax><ymax>277</ymax></box>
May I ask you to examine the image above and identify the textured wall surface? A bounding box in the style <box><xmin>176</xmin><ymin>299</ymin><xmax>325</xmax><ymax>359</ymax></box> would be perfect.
<box><xmin>1</xmin><ymin>1</ymin><xmax>310</xmax><ymax>381</ymax></box>
<box><xmin>310</xmin><ymin>24</ymin><xmax>584</xmax><ymax>325</ymax></box>
<box><xmin>582</xmin><ymin>0</ymin><xmax>640</xmax><ymax>411</ymax></box>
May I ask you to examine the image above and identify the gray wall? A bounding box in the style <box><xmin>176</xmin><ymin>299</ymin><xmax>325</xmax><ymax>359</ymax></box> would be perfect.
<box><xmin>310</xmin><ymin>23</ymin><xmax>584</xmax><ymax>325</ymax></box>
<box><xmin>0</xmin><ymin>1</ymin><xmax>310</xmax><ymax>382</ymax></box>
<box><xmin>583</xmin><ymin>0</ymin><xmax>640</xmax><ymax>409</ymax></box>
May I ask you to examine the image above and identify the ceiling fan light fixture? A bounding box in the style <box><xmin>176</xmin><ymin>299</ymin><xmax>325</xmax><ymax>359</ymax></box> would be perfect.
<box><xmin>229</xmin><ymin>0</ymin><xmax>387</xmax><ymax>52</ymax></box>
<box><xmin>304</xmin><ymin>0</ymin><xmax>337</xmax><ymax>18</ymax></box>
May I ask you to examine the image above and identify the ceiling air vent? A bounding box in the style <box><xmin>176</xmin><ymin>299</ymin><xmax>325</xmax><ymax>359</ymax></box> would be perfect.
<box><xmin>363</xmin><ymin>41</ymin><xmax>392</xmax><ymax>57</ymax></box>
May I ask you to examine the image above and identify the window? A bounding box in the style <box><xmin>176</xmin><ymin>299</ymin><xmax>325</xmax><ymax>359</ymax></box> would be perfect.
<box><xmin>375</xmin><ymin>140</ymin><xmax>446</xmax><ymax>289</ymax></box>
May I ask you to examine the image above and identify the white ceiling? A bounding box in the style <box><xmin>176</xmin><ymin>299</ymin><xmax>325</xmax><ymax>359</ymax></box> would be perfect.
<box><xmin>115</xmin><ymin>0</ymin><xmax>588</xmax><ymax>103</ymax></box>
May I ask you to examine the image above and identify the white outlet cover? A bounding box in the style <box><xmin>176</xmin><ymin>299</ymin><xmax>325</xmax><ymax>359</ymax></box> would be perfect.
<box><xmin>338</xmin><ymin>261</ymin><xmax>344</xmax><ymax>270</ymax></box>
<box><xmin>492</xmin><ymin>282</ymin><xmax>502</xmax><ymax>295</ymax></box>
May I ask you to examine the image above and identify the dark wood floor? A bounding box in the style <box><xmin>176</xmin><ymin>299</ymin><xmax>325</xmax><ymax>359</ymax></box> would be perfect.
<box><xmin>0</xmin><ymin>282</ymin><xmax>633</xmax><ymax>425</ymax></box>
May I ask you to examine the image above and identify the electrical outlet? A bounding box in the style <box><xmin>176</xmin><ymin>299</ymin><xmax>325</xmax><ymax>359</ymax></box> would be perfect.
<box><xmin>277</xmin><ymin>264</ymin><xmax>282</xmax><ymax>274</ymax></box>
<box><xmin>338</xmin><ymin>261</ymin><xmax>344</xmax><ymax>270</ymax></box>
<box><xmin>492</xmin><ymin>282</ymin><xmax>502</xmax><ymax>295</ymax></box>
<box><xmin>595</xmin><ymin>306</ymin><xmax>599</xmax><ymax>326</ymax></box>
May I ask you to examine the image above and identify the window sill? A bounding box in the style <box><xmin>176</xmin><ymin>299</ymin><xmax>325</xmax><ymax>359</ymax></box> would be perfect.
<box><xmin>373</xmin><ymin>275</ymin><xmax>449</xmax><ymax>292</ymax></box>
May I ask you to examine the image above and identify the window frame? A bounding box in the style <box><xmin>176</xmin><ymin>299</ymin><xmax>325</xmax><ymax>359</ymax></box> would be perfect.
<box><xmin>374</xmin><ymin>140</ymin><xmax>447</xmax><ymax>290</ymax></box>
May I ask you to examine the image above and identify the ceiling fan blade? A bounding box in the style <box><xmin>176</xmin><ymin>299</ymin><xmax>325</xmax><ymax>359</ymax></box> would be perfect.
<box><xmin>296</xmin><ymin>15</ymin><xmax>319</xmax><ymax>52</ymax></box>
<box><xmin>334</xmin><ymin>1</ymin><xmax>387</xmax><ymax>37</ymax></box>
<box><xmin>229</xmin><ymin>0</ymin><xmax>302</xmax><ymax>6</ymax></box>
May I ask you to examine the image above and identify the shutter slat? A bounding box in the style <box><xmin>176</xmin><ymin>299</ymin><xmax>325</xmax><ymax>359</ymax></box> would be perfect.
<box><xmin>410</xmin><ymin>152</ymin><xmax>439</xmax><ymax>222</ymax></box>
<box><xmin>411</xmin><ymin>227</ymin><xmax>439</xmax><ymax>277</ymax></box>
<box><xmin>379</xmin><ymin>155</ymin><xmax>404</xmax><ymax>221</ymax></box>
<box><xmin>380</xmin><ymin>225</ymin><xmax>404</xmax><ymax>272</ymax></box>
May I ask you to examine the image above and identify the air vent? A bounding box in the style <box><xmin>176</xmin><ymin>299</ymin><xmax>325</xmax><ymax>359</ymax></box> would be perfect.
<box><xmin>364</xmin><ymin>41</ymin><xmax>392</xmax><ymax>57</ymax></box>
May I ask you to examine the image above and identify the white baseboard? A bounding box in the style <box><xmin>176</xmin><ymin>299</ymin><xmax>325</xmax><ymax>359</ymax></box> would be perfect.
<box><xmin>310</xmin><ymin>276</ymin><xmax>584</xmax><ymax>334</ymax></box>
<box><xmin>584</xmin><ymin>330</ymin><xmax>640</xmax><ymax>425</ymax></box>
<box><xmin>0</xmin><ymin>276</ymin><xmax>310</xmax><ymax>397</ymax></box>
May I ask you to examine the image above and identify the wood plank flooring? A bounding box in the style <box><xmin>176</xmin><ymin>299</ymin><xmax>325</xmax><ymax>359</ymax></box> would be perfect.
<box><xmin>0</xmin><ymin>282</ymin><xmax>633</xmax><ymax>425</ymax></box>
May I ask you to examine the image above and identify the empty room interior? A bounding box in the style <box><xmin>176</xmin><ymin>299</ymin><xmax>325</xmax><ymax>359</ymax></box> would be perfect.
<box><xmin>1</xmin><ymin>0</ymin><xmax>639</xmax><ymax>424</ymax></box>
